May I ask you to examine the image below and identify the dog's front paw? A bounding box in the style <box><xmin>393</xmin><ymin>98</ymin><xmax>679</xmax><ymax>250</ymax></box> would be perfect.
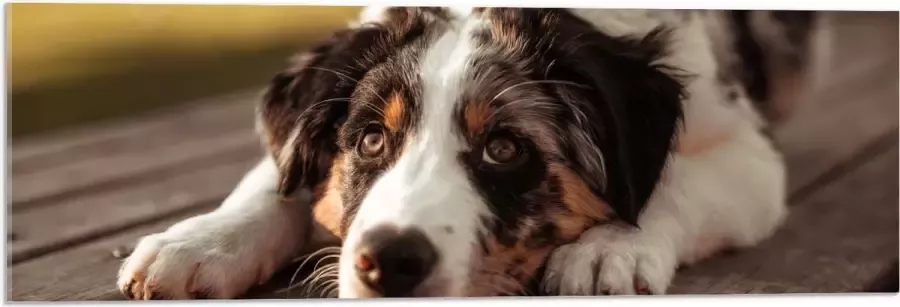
<box><xmin>541</xmin><ymin>224</ymin><xmax>678</xmax><ymax>296</ymax></box>
<box><xmin>116</xmin><ymin>214</ymin><xmax>276</xmax><ymax>300</ymax></box>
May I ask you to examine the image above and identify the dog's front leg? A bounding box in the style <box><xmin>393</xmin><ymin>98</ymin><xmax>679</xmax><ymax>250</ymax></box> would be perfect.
<box><xmin>117</xmin><ymin>156</ymin><xmax>312</xmax><ymax>299</ymax></box>
<box><xmin>541</xmin><ymin>126</ymin><xmax>788</xmax><ymax>296</ymax></box>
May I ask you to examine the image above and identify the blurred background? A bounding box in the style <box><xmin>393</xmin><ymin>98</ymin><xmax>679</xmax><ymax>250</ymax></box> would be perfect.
<box><xmin>5</xmin><ymin>4</ymin><xmax>898</xmax><ymax>301</ymax></box>
<box><xmin>9</xmin><ymin>4</ymin><xmax>361</xmax><ymax>139</ymax></box>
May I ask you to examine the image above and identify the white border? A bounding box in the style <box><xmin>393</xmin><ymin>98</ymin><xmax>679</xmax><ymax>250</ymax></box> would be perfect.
<box><xmin>1</xmin><ymin>0</ymin><xmax>898</xmax><ymax>306</ymax></box>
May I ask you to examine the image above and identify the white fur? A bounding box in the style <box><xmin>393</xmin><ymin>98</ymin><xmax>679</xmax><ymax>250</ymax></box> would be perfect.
<box><xmin>541</xmin><ymin>10</ymin><xmax>787</xmax><ymax>295</ymax></box>
<box><xmin>339</xmin><ymin>8</ymin><xmax>490</xmax><ymax>297</ymax></box>
<box><xmin>116</xmin><ymin>156</ymin><xmax>309</xmax><ymax>299</ymax></box>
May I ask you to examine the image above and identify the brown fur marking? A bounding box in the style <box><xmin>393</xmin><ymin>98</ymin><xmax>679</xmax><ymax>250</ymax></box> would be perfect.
<box><xmin>550</xmin><ymin>163</ymin><xmax>613</xmax><ymax>221</ymax></box>
<box><xmin>384</xmin><ymin>93</ymin><xmax>404</xmax><ymax>132</ymax></box>
<box><xmin>310</xmin><ymin>154</ymin><xmax>345</xmax><ymax>241</ymax></box>
<box><xmin>464</xmin><ymin>101</ymin><xmax>492</xmax><ymax>138</ymax></box>
<box><xmin>542</xmin><ymin>163</ymin><xmax>615</xmax><ymax>243</ymax></box>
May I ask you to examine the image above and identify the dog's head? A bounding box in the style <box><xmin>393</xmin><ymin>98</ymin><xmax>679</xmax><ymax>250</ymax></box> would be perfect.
<box><xmin>259</xmin><ymin>7</ymin><xmax>684</xmax><ymax>297</ymax></box>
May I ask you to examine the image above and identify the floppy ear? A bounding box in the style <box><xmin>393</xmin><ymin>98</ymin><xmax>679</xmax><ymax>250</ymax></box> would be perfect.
<box><xmin>259</xmin><ymin>7</ymin><xmax>429</xmax><ymax>196</ymax></box>
<box><xmin>258</xmin><ymin>26</ymin><xmax>384</xmax><ymax>196</ymax></box>
<box><xmin>550</xmin><ymin>21</ymin><xmax>686</xmax><ymax>226</ymax></box>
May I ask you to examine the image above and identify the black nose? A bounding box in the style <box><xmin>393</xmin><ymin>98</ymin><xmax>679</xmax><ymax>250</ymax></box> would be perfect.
<box><xmin>353</xmin><ymin>224</ymin><xmax>439</xmax><ymax>297</ymax></box>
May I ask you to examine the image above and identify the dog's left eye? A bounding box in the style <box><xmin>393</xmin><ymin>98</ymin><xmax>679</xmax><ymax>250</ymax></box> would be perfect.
<box><xmin>359</xmin><ymin>125</ymin><xmax>385</xmax><ymax>157</ymax></box>
<box><xmin>482</xmin><ymin>136</ymin><xmax>520</xmax><ymax>165</ymax></box>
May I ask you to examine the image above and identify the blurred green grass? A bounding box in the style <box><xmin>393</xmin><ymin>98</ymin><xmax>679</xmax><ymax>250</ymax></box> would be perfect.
<box><xmin>7</xmin><ymin>4</ymin><xmax>361</xmax><ymax>139</ymax></box>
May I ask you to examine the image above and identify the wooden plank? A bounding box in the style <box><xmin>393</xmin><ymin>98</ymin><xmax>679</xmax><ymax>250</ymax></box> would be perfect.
<box><xmin>9</xmin><ymin>205</ymin><xmax>219</xmax><ymax>301</ymax></box>
<box><xmin>9</xmin><ymin>151</ymin><xmax>260</xmax><ymax>264</ymax></box>
<box><xmin>9</xmin><ymin>88</ymin><xmax>262</xmax><ymax>212</ymax></box>
<box><xmin>10</xmin><ymin>129</ymin><xmax>259</xmax><ymax>211</ymax></box>
<box><xmin>669</xmin><ymin>144</ymin><xmax>899</xmax><ymax>294</ymax></box>
<box><xmin>10</xmin><ymin>89</ymin><xmax>258</xmax><ymax>175</ymax></box>
<box><xmin>780</xmin><ymin>70</ymin><xmax>898</xmax><ymax>202</ymax></box>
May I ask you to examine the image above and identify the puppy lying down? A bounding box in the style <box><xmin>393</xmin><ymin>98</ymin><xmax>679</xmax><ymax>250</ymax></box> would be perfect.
<box><xmin>116</xmin><ymin>7</ymin><xmax>814</xmax><ymax>298</ymax></box>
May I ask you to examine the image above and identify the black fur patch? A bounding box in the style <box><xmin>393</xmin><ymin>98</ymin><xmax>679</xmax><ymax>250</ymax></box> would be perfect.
<box><xmin>459</xmin><ymin>8</ymin><xmax>685</xmax><ymax>237</ymax></box>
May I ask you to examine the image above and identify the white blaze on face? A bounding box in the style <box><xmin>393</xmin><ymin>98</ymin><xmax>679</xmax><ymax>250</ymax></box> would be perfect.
<box><xmin>338</xmin><ymin>9</ymin><xmax>491</xmax><ymax>297</ymax></box>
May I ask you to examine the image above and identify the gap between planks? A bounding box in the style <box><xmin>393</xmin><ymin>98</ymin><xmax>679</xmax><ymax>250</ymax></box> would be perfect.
<box><xmin>9</xmin><ymin>205</ymin><xmax>220</xmax><ymax>301</ymax></box>
<box><xmin>11</xmin><ymin>131</ymin><xmax>261</xmax><ymax>213</ymax></box>
<box><xmin>10</xmin><ymin>89</ymin><xmax>261</xmax><ymax>166</ymax></box>
<box><xmin>9</xmin><ymin>152</ymin><xmax>261</xmax><ymax>264</ymax></box>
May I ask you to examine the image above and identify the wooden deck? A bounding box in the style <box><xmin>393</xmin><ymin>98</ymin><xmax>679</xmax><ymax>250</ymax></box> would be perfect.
<box><xmin>7</xmin><ymin>11</ymin><xmax>899</xmax><ymax>301</ymax></box>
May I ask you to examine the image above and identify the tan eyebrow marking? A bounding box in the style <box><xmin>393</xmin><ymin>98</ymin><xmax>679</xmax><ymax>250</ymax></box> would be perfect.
<box><xmin>464</xmin><ymin>101</ymin><xmax>492</xmax><ymax>138</ymax></box>
<box><xmin>384</xmin><ymin>93</ymin><xmax>405</xmax><ymax>132</ymax></box>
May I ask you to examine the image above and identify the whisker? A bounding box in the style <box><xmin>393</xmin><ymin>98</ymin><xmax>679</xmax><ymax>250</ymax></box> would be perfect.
<box><xmin>310</xmin><ymin>255</ymin><xmax>340</xmax><ymax>272</ymax></box>
<box><xmin>292</xmin><ymin>246</ymin><xmax>341</xmax><ymax>263</ymax></box>
<box><xmin>295</xmin><ymin>97</ymin><xmax>353</xmax><ymax>123</ymax></box>
<box><xmin>299</xmin><ymin>263</ymin><xmax>339</xmax><ymax>289</ymax></box>
<box><xmin>318</xmin><ymin>280</ymin><xmax>340</xmax><ymax>298</ymax></box>
<box><xmin>326</xmin><ymin>285</ymin><xmax>340</xmax><ymax>298</ymax></box>
<box><xmin>489</xmin><ymin>80</ymin><xmax>590</xmax><ymax>105</ymax></box>
<box><xmin>316</xmin><ymin>280</ymin><xmax>341</xmax><ymax>298</ymax></box>
<box><xmin>353</xmin><ymin>83</ymin><xmax>392</xmax><ymax>118</ymax></box>
<box><xmin>544</xmin><ymin>59</ymin><xmax>558</xmax><ymax>79</ymax></box>
<box><xmin>293</xmin><ymin>248</ymin><xmax>341</xmax><ymax>271</ymax></box>
<box><xmin>286</xmin><ymin>266</ymin><xmax>311</xmax><ymax>298</ymax></box>
<box><xmin>484</xmin><ymin>96</ymin><xmax>560</xmax><ymax>125</ymax></box>
<box><xmin>302</xmin><ymin>66</ymin><xmax>361</xmax><ymax>84</ymax></box>
<box><xmin>295</xmin><ymin>267</ymin><xmax>339</xmax><ymax>298</ymax></box>
<box><xmin>287</xmin><ymin>247</ymin><xmax>341</xmax><ymax>298</ymax></box>
<box><xmin>306</xmin><ymin>271</ymin><xmax>340</xmax><ymax>298</ymax></box>
<box><xmin>359</xmin><ymin>100</ymin><xmax>387</xmax><ymax>118</ymax></box>
<box><xmin>301</xmin><ymin>264</ymin><xmax>339</xmax><ymax>287</ymax></box>
<box><xmin>290</xmin><ymin>66</ymin><xmax>394</xmax><ymax>119</ymax></box>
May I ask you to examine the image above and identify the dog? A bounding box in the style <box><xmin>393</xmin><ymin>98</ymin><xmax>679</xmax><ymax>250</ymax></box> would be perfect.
<box><xmin>116</xmin><ymin>7</ymin><xmax>816</xmax><ymax>299</ymax></box>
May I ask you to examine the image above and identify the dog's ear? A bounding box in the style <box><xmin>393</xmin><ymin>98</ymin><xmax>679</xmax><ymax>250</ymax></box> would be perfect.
<box><xmin>258</xmin><ymin>26</ymin><xmax>385</xmax><ymax>196</ymax></box>
<box><xmin>550</xmin><ymin>18</ymin><xmax>686</xmax><ymax>226</ymax></box>
<box><xmin>259</xmin><ymin>7</ymin><xmax>429</xmax><ymax>196</ymax></box>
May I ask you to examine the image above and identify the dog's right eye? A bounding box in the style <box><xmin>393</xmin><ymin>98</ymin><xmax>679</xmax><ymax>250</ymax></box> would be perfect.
<box><xmin>483</xmin><ymin>136</ymin><xmax>519</xmax><ymax>165</ymax></box>
<box><xmin>359</xmin><ymin>125</ymin><xmax>385</xmax><ymax>157</ymax></box>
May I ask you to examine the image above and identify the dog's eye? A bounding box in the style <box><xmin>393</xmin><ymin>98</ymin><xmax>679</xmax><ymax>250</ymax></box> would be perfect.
<box><xmin>483</xmin><ymin>136</ymin><xmax>520</xmax><ymax>165</ymax></box>
<box><xmin>359</xmin><ymin>126</ymin><xmax>385</xmax><ymax>157</ymax></box>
